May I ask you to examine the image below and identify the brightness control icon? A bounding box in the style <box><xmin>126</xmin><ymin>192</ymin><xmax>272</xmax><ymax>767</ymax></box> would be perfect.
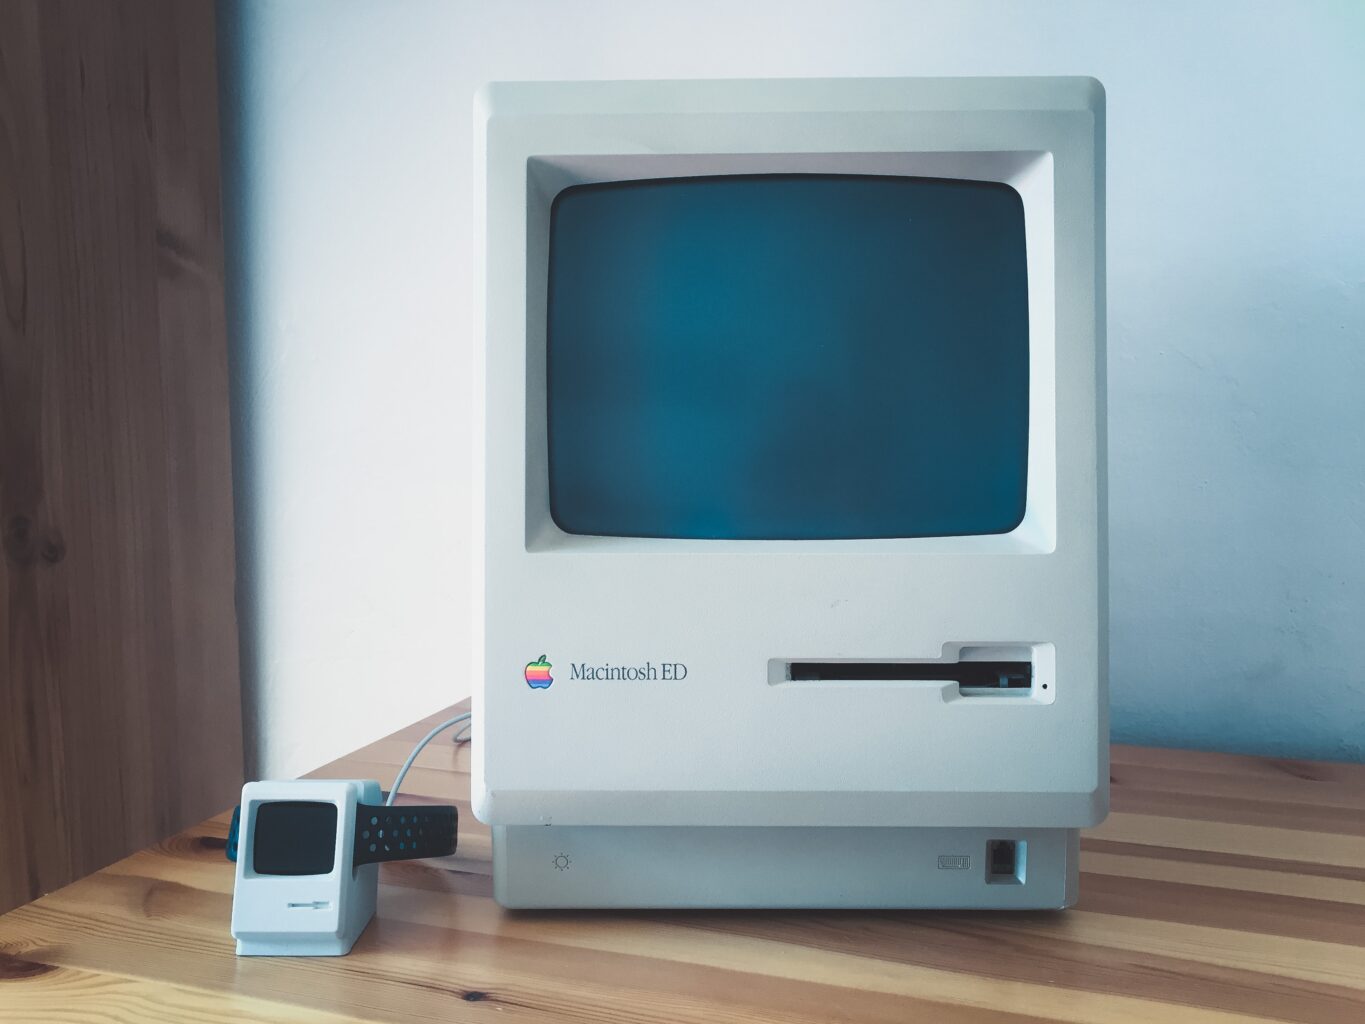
<box><xmin>552</xmin><ymin>853</ymin><xmax>571</xmax><ymax>871</ymax></box>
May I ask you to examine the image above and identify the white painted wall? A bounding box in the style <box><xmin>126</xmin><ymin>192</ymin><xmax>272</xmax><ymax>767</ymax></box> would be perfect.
<box><xmin>220</xmin><ymin>0</ymin><xmax>1365</xmax><ymax>778</ymax></box>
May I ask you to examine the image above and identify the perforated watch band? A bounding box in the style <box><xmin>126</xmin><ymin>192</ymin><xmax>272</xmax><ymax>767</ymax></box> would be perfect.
<box><xmin>353</xmin><ymin>803</ymin><xmax>457</xmax><ymax>866</ymax></box>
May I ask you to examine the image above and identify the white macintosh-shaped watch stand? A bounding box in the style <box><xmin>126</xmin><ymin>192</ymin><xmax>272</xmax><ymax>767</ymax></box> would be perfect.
<box><xmin>230</xmin><ymin>779</ymin><xmax>457</xmax><ymax>956</ymax></box>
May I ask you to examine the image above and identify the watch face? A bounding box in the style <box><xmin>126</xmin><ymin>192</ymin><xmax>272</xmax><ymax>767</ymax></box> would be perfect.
<box><xmin>251</xmin><ymin>801</ymin><xmax>338</xmax><ymax>876</ymax></box>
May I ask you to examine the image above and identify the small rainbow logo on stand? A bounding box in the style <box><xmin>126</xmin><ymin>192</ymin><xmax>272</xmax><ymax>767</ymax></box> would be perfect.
<box><xmin>525</xmin><ymin>655</ymin><xmax>553</xmax><ymax>690</ymax></box>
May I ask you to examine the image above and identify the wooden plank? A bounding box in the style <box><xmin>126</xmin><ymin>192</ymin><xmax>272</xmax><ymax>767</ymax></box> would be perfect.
<box><xmin>0</xmin><ymin>871</ymin><xmax>1293</xmax><ymax>1024</ymax></box>
<box><xmin>0</xmin><ymin>955</ymin><xmax>373</xmax><ymax>1024</ymax></box>
<box><xmin>1087</xmin><ymin>814</ymin><xmax>1365</xmax><ymax>870</ymax></box>
<box><xmin>3</xmin><ymin>702</ymin><xmax>1364</xmax><ymax>1022</ymax></box>
<box><xmin>0</xmin><ymin>0</ymin><xmax>240</xmax><ymax>914</ymax></box>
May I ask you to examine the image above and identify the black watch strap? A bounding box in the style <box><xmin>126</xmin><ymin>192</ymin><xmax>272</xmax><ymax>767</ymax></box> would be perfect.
<box><xmin>353</xmin><ymin>803</ymin><xmax>457</xmax><ymax>866</ymax></box>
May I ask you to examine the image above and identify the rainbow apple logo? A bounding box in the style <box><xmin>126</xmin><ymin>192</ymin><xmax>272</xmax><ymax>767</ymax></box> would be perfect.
<box><xmin>525</xmin><ymin>654</ymin><xmax>553</xmax><ymax>690</ymax></box>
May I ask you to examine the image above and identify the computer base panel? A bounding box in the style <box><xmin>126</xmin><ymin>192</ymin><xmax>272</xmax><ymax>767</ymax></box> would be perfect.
<box><xmin>492</xmin><ymin>824</ymin><xmax>1080</xmax><ymax>909</ymax></box>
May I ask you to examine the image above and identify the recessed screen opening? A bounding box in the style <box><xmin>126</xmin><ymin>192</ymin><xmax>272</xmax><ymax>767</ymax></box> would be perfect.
<box><xmin>546</xmin><ymin>173</ymin><xmax>1029</xmax><ymax>541</ymax></box>
<box><xmin>251</xmin><ymin>801</ymin><xmax>337</xmax><ymax>876</ymax></box>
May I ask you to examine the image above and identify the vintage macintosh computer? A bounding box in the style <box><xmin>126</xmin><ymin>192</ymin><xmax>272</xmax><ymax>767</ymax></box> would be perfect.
<box><xmin>474</xmin><ymin>76</ymin><xmax>1106</xmax><ymax>909</ymax></box>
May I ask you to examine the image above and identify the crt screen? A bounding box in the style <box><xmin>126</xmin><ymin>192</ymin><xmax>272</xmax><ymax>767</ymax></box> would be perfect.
<box><xmin>546</xmin><ymin>173</ymin><xmax>1029</xmax><ymax>540</ymax></box>
<box><xmin>252</xmin><ymin>801</ymin><xmax>337</xmax><ymax>876</ymax></box>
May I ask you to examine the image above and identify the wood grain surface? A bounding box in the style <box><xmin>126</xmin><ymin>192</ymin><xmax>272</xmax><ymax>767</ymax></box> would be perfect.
<box><xmin>0</xmin><ymin>0</ymin><xmax>241</xmax><ymax>914</ymax></box>
<box><xmin>1</xmin><ymin>701</ymin><xmax>1363</xmax><ymax>1022</ymax></box>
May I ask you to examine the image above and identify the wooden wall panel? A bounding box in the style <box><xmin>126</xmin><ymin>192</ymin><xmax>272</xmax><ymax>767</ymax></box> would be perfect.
<box><xmin>0</xmin><ymin>0</ymin><xmax>242</xmax><ymax>913</ymax></box>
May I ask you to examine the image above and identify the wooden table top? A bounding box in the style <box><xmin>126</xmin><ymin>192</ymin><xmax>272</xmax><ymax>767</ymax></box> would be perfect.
<box><xmin>2</xmin><ymin>702</ymin><xmax>1363</xmax><ymax>1023</ymax></box>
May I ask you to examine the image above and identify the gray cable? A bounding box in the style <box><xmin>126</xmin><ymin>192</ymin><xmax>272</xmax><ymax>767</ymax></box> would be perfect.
<box><xmin>385</xmin><ymin>712</ymin><xmax>472</xmax><ymax>807</ymax></box>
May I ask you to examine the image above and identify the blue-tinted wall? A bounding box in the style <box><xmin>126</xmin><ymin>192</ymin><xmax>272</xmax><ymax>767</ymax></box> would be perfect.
<box><xmin>222</xmin><ymin>0</ymin><xmax>1365</xmax><ymax>775</ymax></box>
